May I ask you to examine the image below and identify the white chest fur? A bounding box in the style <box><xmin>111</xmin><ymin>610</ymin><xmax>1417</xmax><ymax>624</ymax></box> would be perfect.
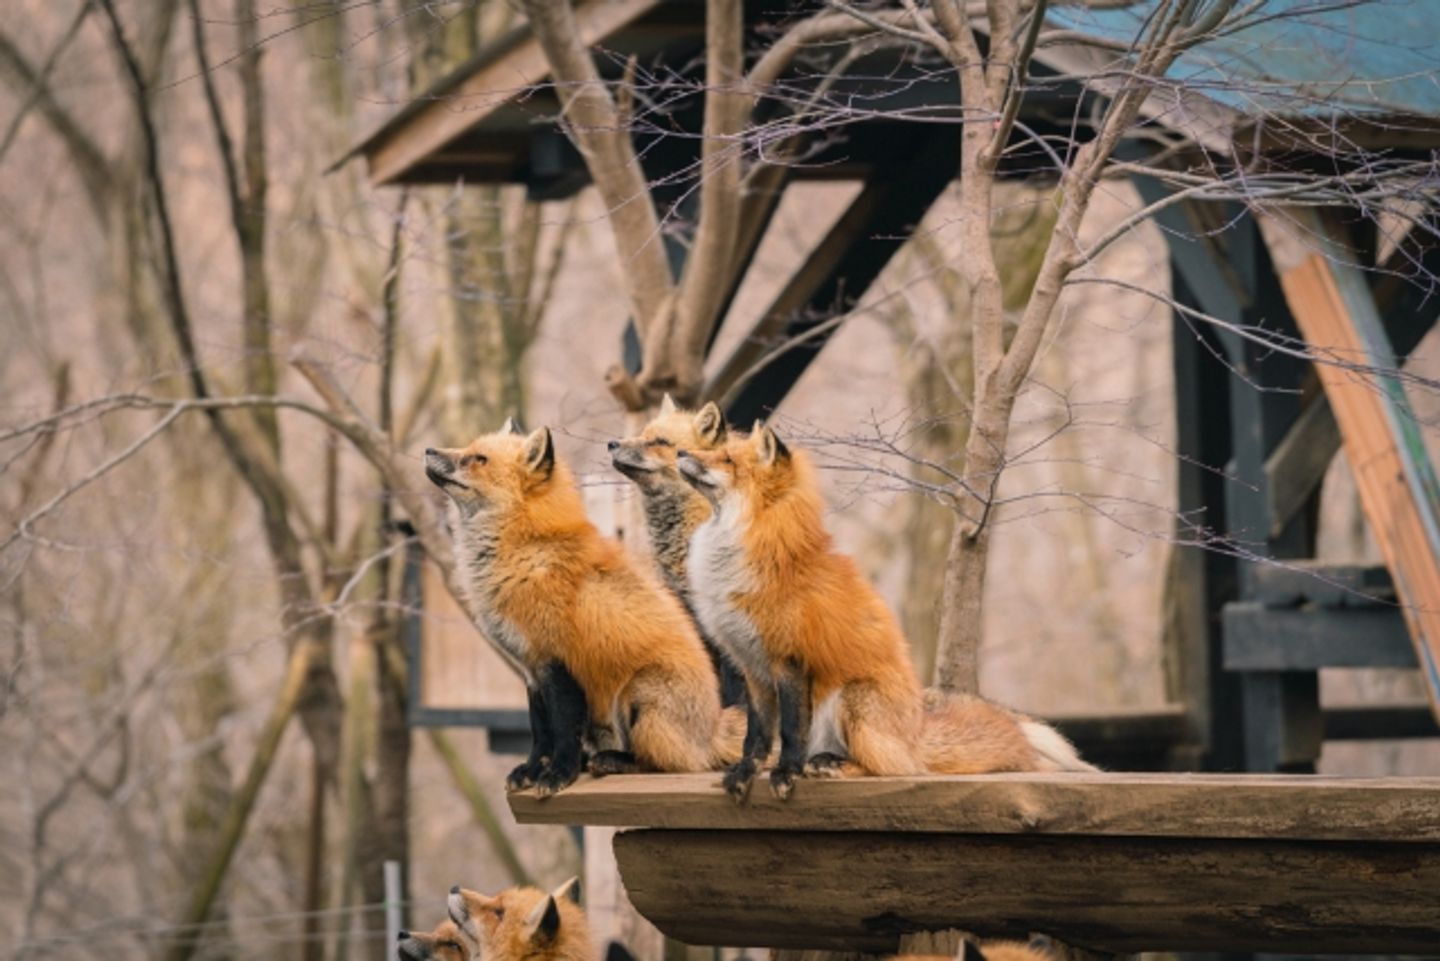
<box><xmin>453</xmin><ymin>507</ymin><xmax>534</xmax><ymax>683</ymax></box>
<box><xmin>687</xmin><ymin>499</ymin><xmax>770</xmax><ymax>684</ymax></box>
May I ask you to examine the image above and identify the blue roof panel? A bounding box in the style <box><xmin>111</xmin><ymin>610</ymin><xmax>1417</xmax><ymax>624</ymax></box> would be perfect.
<box><xmin>1046</xmin><ymin>0</ymin><xmax>1440</xmax><ymax>118</ymax></box>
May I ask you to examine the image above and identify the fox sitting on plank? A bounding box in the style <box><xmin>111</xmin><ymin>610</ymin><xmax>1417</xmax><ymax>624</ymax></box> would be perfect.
<box><xmin>677</xmin><ymin>421</ymin><xmax>1094</xmax><ymax>801</ymax></box>
<box><xmin>425</xmin><ymin>421</ymin><xmax>742</xmax><ymax>797</ymax></box>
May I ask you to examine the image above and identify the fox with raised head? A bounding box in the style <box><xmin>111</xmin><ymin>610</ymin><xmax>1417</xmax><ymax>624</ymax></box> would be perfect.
<box><xmin>608</xmin><ymin>396</ymin><xmax>747</xmax><ymax>708</ymax></box>
<box><xmin>677</xmin><ymin>424</ymin><xmax>1091</xmax><ymax>800</ymax></box>
<box><xmin>446</xmin><ymin>878</ymin><xmax>592</xmax><ymax>961</ymax></box>
<box><xmin>425</xmin><ymin>421</ymin><xmax>741</xmax><ymax>796</ymax></box>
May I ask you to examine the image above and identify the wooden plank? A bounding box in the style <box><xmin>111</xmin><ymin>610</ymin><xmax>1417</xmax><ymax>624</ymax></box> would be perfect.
<box><xmin>1222</xmin><ymin>601</ymin><xmax>1418</xmax><ymax>670</ymax></box>
<box><xmin>363</xmin><ymin>0</ymin><xmax>664</xmax><ymax>185</ymax></box>
<box><xmin>613</xmin><ymin>828</ymin><xmax>1440</xmax><ymax>954</ymax></box>
<box><xmin>508</xmin><ymin>772</ymin><xmax>1440</xmax><ymax>841</ymax></box>
<box><xmin>1258</xmin><ymin>208</ymin><xmax>1440</xmax><ymax>717</ymax></box>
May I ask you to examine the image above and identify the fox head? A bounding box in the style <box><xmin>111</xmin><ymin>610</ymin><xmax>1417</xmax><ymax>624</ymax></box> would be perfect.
<box><xmin>676</xmin><ymin>421</ymin><xmax>796</xmax><ymax>510</ymax></box>
<box><xmin>609</xmin><ymin>395</ymin><xmax>728</xmax><ymax>493</ymax></box>
<box><xmin>395</xmin><ymin>919</ymin><xmax>474</xmax><ymax>961</ymax></box>
<box><xmin>447</xmin><ymin>878</ymin><xmax>589</xmax><ymax>961</ymax></box>
<box><xmin>424</xmin><ymin>419</ymin><xmax>563</xmax><ymax>518</ymax></box>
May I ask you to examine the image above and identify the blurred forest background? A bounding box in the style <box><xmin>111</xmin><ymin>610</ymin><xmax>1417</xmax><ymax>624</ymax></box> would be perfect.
<box><xmin>2</xmin><ymin>2</ymin><xmax>1436</xmax><ymax>960</ymax></box>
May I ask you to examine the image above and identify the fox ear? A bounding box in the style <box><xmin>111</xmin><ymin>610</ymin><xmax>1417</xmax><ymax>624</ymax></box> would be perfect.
<box><xmin>961</xmin><ymin>942</ymin><xmax>988</xmax><ymax>961</ymax></box>
<box><xmin>524</xmin><ymin>894</ymin><xmax>562</xmax><ymax>944</ymax></box>
<box><xmin>753</xmin><ymin>423</ymin><xmax>789</xmax><ymax>466</ymax></box>
<box><xmin>523</xmin><ymin>427</ymin><xmax>555</xmax><ymax>477</ymax></box>
<box><xmin>658</xmin><ymin>393</ymin><xmax>678</xmax><ymax>417</ymax></box>
<box><xmin>694</xmin><ymin>402</ymin><xmax>727</xmax><ymax>446</ymax></box>
<box><xmin>500</xmin><ymin>415</ymin><xmax>525</xmax><ymax>436</ymax></box>
<box><xmin>551</xmin><ymin>876</ymin><xmax>580</xmax><ymax>904</ymax></box>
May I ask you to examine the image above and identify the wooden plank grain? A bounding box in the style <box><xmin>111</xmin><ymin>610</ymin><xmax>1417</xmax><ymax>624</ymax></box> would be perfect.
<box><xmin>507</xmin><ymin>772</ymin><xmax>1440</xmax><ymax>841</ymax></box>
<box><xmin>614</xmin><ymin>829</ymin><xmax>1440</xmax><ymax>954</ymax></box>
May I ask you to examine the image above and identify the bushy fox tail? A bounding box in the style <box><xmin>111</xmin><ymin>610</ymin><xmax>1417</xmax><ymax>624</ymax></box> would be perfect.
<box><xmin>708</xmin><ymin>705</ymin><xmax>747</xmax><ymax>767</ymax></box>
<box><xmin>918</xmin><ymin>690</ymin><xmax>1097</xmax><ymax>774</ymax></box>
<box><xmin>1019</xmin><ymin>719</ymin><xmax>1098</xmax><ymax>773</ymax></box>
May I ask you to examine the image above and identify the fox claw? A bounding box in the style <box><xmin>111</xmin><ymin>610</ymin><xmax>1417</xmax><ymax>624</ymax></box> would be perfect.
<box><xmin>722</xmin><ymin>760</ymin><xmax>757</xmax><ymax>804</ymax></box>
<box><xmin>769</xmin><ymin>766</ymin><xmax>800</xmax><ymax>800</ymax></box>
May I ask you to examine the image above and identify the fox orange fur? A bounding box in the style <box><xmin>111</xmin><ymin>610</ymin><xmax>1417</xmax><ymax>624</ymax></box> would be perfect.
<box><xmin>426</xmin><ymin>422</ymin><xmax>740</xmax><ymax>795</ymax></box>
<box><xmin>448</xmin><ymin>879</ymin><xmax>591</xmax><ymax>961</ymax></box>
<box><xmin>609</xmin><ymin>397</ymin><xmax>747</xmax><ymax>707</ymax></box>
<box><xmin>678</xmin><ymin>424</ymin><xmax>1091</xmax><ymax>799</ymax></box>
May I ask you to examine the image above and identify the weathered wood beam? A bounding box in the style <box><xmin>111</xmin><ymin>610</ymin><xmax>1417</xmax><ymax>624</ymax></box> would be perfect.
<box><xmin>362</xmin><ymin>0</ymin><xmax>664</xmax><ymax>185</ymax></box>
<box><xmin>1262</xmin><ymin>397</ymin><xmax>1341</xmax><ymax>537</ymax></box>
<box><xmin>1257</xmin><ymin>207</ymin><xmax>1440</xmax><ymax>717</ymax></box>
<box><xmin>1222</xmin><ymin>601</ymin><xmax>1418</xmax><ymax>670</ymax></box>
<box><xmin>510</xmin><ymin>772</ymin><xmax>1440</xmax><ymax>840</ymax></box>
<box><xmin>612</xmin><ymin>828</ymin><xmax>1440</xmax><ymax>954</ymax></box>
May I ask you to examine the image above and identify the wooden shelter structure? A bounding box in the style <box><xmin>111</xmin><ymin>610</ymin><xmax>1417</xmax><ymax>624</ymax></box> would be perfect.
<box><xmin>351</xmin><ymin>2</ymin><xmax>1440</xmax><ymax>955</ymax></box>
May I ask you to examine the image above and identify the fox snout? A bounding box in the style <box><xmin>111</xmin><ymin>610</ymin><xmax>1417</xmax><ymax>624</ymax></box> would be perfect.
<box><xmin>425</xmin><ymin>448</ymin><xmax>460</xmax><ymax>488</ymax></box>
<box><xmin>396</xmin><ymin>933</ymin><xmax>430</xmax><ymax>961</ymax></box>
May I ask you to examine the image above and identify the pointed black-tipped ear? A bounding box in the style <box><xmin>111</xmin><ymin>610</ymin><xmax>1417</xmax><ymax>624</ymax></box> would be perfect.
<box><xmin>753</xmin><ymin>422</ymin><xmax>788</xmax><ymax>466</ymax></box>
<box><xmin>500</xmin><ymin>415</ymin><xmax>525</xmax><ymax>436</ymax></box>
<box><xmin>606</xmin><ymin>942</ymin><xmax>638</xmax><ymax>961</ymax></box>
<box><xmin>524</xmin><ymin>894</ymin><xmax>561</xmax><ymax>944</ymax></box>
<box><xmin>551</xmin><ymin>876</ymin><xmax>580</xmax><ymax>904</ymax></box>
<box><xmin>962</xmin><ymin>941</ymin><xmax>987</xmax><ymax>961</ymax></box>
<box><xmin>523</xmin><ymin>427</ymin><xmax>555</xmax><ymax>477</ymax></box>
<box><xmin>694</xmin><ymin>402</ymin><xmax>727</xmax><ymax>446</ymax></box>
<box><xmin>658</xmin><ymin>393</ymin><xmax>678</xmax><ymax>417</ymax></box>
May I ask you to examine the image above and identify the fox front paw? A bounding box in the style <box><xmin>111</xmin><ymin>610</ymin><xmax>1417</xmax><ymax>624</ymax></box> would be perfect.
<box><xmin>534</xmin><ymin>764</ymin><xmax>580</xmax><ymax>798</ymax></box>
<box><xmin>722</xmin><ymin>759</ymin><xmax>758</xmax><ymax>804</ymax></box>
<box><xmin>505</xmin><ymin>759</ymin><xmax>546</xmax><ymax>792</ymax></box>
<box><xmin>769</xmin><ymin>764</ymin><xmax>801</xmax><ymax>800</ymax></box>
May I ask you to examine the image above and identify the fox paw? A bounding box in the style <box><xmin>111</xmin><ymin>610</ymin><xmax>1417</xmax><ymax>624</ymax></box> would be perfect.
<box><xmin>769</xmin><ymin>764</ymin><xmax>801</xmax><ymax>800</ymax></box>
<box><xmin>804</xmin><ymin>752</ymin><xmax>848</xmax><ymax>778</ymax></box>
<box><xmin>589</xmin><ymin>750</ymin><xmax>639</xmax><ymax>777</ymax></box>
<box><xmin>505</xmin><ymin>760</ymin><xmax>545</xmax><ymax>793</ymax></box>
<box><xmin>534</xmin><ymin>765</ymin><xmax>580</xmax><ymax>799</ymax></box>
<box><xmin>722</xmin><ymin>760</ymin><xmax>757</xmax><ymax>804</ymax></box>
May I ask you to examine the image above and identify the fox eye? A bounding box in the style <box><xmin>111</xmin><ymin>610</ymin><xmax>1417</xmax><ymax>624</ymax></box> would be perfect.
<box><xmin>491</xmin><ymin>907</ymin><xmax>505</xmax><ymax>920</ymax></box>
<box><xmin>646</xmin><ymin>437</ymin><xmax>672</xmax><ymax>448</ymax></box>
<box><xmin>459</xmin><ymin>454</ymin><xmax>486</xmax><ymax>468</ymax></box>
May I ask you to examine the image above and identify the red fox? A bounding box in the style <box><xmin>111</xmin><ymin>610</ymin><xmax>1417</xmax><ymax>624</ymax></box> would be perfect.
<box><xmin>608</xmin><ymin>396</ymin><xmax>747</xmax><ymax>707</ymax></box>
<box><xmin>425</xmin><ymin>422</ymin><xmax>740</xmax><ymax>795</ymax></box>
<box><xmin>447</xmin><ymin>878</ymin><xmax>591</xmax><ymax>961</ymax></box>
<box><xmin>677</xmin><ymin>424</ymin><xmax>1091</xmax><ymax>799</ymax></box>
<box><xmin>397</xmin><ymin>920</ymin><xmax>475</xmax><ymax>961</ymax></box>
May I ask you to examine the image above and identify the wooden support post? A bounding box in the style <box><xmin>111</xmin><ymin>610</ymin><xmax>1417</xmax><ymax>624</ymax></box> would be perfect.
<box><xmin>1257</xmin><ymin>206</ymin><xmax>1440</xmax><ymax>719</ymax></box>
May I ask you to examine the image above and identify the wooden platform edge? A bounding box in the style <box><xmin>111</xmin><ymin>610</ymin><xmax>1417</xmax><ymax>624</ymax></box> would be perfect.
<box><xmin>506</xmin><ymin>772</ymin><xmax>1440</xmax><ymax>841</ymax></box>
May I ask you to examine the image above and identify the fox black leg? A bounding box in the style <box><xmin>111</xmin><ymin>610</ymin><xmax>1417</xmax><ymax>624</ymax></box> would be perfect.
<box><xmin>770</xmin><ymin>661</ymin><xmax>812</xmax><ymax>800</ymax></box>
<box><xmin>534</xmin><ymin>661</ymin><xmax>588</xmax><ymax>798</ymax></box>
<box><xmin>708</xmin><ymin>641</ymin><xmax>749</xmax><ymax>710</ymax></box>
<box><xmin>724</xmin><ymin>676</ymin><xmax>776</xmax><ymax>803</ymax></box>
<box><xmin>506</xmin><ymin>674</ymin><xmax>555</xmax><ymax>792</ymax></box>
